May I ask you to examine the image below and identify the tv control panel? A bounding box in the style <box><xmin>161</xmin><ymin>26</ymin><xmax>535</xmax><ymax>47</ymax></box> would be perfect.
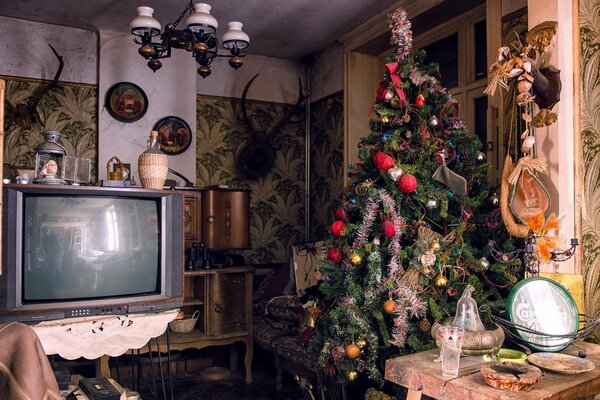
<box><xmin>64</xmin><ymin>305</ymin><xmax>127</xmax><ymax>318</ymax></box>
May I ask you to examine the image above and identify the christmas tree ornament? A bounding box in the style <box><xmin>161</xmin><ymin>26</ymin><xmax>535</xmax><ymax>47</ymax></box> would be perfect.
<box><xmin>434</xmin><ymin>149</ymin><xmax>448</xmax><ymax>164</ymax></box>
<box><xmin>373</xmin><ymin>236</ymin><xmax>381</xmax><ymax>246</ymax></box>
<box><xmin>389</xmin><ymin>7</ymin><xmax>413</xmax><ymax>61</ymax></box>
<box><xmin>335</xmin><ymin>206</ymin><xmax>348</xmax><ymax>221</ymax></box>
<box><xmin>388</xmin><ymin>167</ymin><xmax>404</xmax><ymax>181</ymax></box>
<box><xmin>433</xmin><ymin>274</ymin><xmax>448</xmax><ymax>287</ymax></box>
<box><xmin>398</xmin><ymin>173</ymin><xmax>417</xmax><ymax>193</ymax></box>
<box><xmin>381</xmin><ymin>220</ymin><xmax>395</xmax><ymax>237</ymax></box>
<box><xmin>476</xmin><ymin>151</ymin><xmax>487</xmax><ymax>163</ymax></box>
<box><xmin>390</xmin><ymin>96</ymin><xmax>401</xmax><ymax>108</ymax></box>
<box><xmin>381</xmin><ymin>131</ymin><xmax>393</xmax><ymax>142</ymax></box>
<box><xmin>415</xmin><ymin>93</ymin><xmax>426</xmax><ymax>107</ymax></box>
<box><xmin>327</xmin><ymin>248</ymin><xmax>343</xmax><ymax>263</ymax></box>
<box><xmin>381</xmin><ymin>115</ymin><xmax>390</xmax><ymax>124</ymax></box>
<box><xmin>425</xmin><ymin>199</ymin><xmax>438</xmax><ymax>210</ymax></box>
<box><xmin>420</xmin><ymin>250</ymin><xmax>436</xmax><ymax>268</ymax></box>
<box><xmin>330</xmin><ymin>220</ymin><xmax>346</xmax><ymax>238</ymax></box>
<box><xmin>383</xmin><ymin>299</ymin><xmax>396</xmax><ymax>314</ymax></box>
<box><xmin>355</xmin><ymin>337</ymin><xmax>368</xmax><ymax>349</ymax></box>
<box><xmin>419</xmin><ymin>318</ymin><xmax>432</xmax><ymax>332</ymax></box>
<box><xmin>405</xmin><ymin>130</ymin><xmax>413</xmax><ymax>138</ymax></box>
<box><xmin>432</xmin><ymin>164</ymin><xmax>467</xmax><ymax>196</ymax></box>
<box><xmin>429</xmin><ymin>115</ymin><xmax>439</xmax><ymax>127</ymax></box>
<box><xmin>489</xmin><ymin>192</ymin><xmax>500</xmax><ymax>207</ymax></box>
<box><xmin>346</xmin><ymin>370</ymin><xmax>359</xmax><ymax>382</ymax></box>
<box><xmin>384</xmin><ymin>89</ymin><xmax>396</xmax><ymax>101</ymax></box>
<box><xmin>454</xmin><ymin>247</ymin><xmax>462</xmax><ymax>256</ymax></box>
<box><xmin>345</xmin><ymin>343</ymin><xmax>362</xmax><ymax>359</ymax></box>
<box><xmin>447</xmin><ymin>287</ymin><xmax>458</xmax><ymax>296</ymax></box>
<box><xmin>452</xmin><ymin>284</ymin><xmax>485</xmax><ymax>331</ymax></box>
<box><xmin>313</xmin><ymin>270</ymin><xmax>323</xmax><ymax>281</ymax></box>
<box><xmin>402</xmin><ymin>113</ymin><xmax>411</xmax><ymax>123</ymax></box>
<box><xmin>349</xmin><ymin>252</ymin><xmax>363</xmax><ymax>265</ymax></box>
<box><xmin>364</xmin><ymin>243</ymin><xmax>372</xmax><ymax>252</ymax></box>
<box><xmin>373</xmin><ymin>152</ymin><xmax>395</xmax><ymax>171</ymax></box>
<box><xmin>431</xmin><ymin>240</ymin><xmax>441</xmax><ymax>252</ymax></box>
<box><xmin>479</xmin><ymin>257</ymin><xmax>490</xmax><ymax>270</ymax></box>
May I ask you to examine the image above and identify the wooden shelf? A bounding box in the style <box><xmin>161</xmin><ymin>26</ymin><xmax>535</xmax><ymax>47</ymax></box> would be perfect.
<box><xmin>183</xmin><ymin>297</ymin><xmax>204</xmax><ymax>306</ymax></box>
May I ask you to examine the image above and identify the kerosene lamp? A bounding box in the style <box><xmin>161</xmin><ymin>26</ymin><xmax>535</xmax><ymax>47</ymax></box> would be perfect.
<box><xmin>33</xmin><ymin>130</ymin><xmax>67</xmax><ymax>184</ymax></box>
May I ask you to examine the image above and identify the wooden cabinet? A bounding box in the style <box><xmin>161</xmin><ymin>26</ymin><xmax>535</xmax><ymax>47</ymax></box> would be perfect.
<box><xmin>177</xmin><ymin>267</ymin><xmax>253</xmax><ymax>383</ymax></box>
<box><xmin>183</xmin><ymin>191</ymin><xmax>200</xmax><ymax>243</ymax></box>
<box><xmin>201</xmin><ymin>188</ymin><xmax>250</xmax><ymax>249</ymax></box>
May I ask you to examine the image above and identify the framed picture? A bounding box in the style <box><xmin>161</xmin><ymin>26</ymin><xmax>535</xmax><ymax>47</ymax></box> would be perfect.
<box><xmin>152</xmin><ymin>116</ymin><xmax>192</xmax><ymax>156</ymax></box>
<box><xmin>105</xmin><ymin>82</ymin><xmax>148</xmax><ymax>123</ymax></box>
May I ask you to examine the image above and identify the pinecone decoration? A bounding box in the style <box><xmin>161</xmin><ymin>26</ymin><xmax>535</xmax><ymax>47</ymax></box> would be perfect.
<box><xmin>419</xmin><ymin>318</ymin><xmax>431</xmax><ymax>332</ymax></box>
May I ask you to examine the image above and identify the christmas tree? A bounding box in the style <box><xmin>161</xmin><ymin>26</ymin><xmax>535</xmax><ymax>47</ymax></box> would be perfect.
<box><xmin>309</xmin><ymin>9</ymin><xmax>521</xmax><ymax>386</ymax></box>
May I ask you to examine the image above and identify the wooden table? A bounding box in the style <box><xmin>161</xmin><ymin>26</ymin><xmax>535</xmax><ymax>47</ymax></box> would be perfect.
<box><xmin>385</xmin><ymin>342</ymin><xmax>600</xmax><ymax>400</ymax></box>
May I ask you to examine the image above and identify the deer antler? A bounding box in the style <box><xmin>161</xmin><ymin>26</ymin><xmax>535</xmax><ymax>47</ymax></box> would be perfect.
<box><xmin>268</xmin><ymin>77</ymin><xmax>308</xmax><ymax>136</ymax></box>
<box><xmin>240</xmin><ymin>73</ymin><xmax>260</xmax><ymax>135</ymax></box>
<box><xmin>6</xmin><ymin>44</ymin><xmax>63</xmax><ymax>130</ymax></box>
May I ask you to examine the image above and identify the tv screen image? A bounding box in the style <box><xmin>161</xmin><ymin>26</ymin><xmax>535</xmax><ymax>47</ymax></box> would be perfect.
<box><xmin>1</xmin><ymin>185</ymin><xmax>184</xmax><ymax>323</ymax></box>
<box><xmin>23</xmin><ymin>195</ymin><xmax>160</xmax><ymax>302</ymax></box>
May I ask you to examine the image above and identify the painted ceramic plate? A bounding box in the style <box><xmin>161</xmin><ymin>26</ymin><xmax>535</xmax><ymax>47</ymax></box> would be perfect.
<box><xmin>152</xmin><ymin>116</ymin><xmax>192</xmax><ymax>156</ymax></box>
<box><xmin>528</xmin><ymin>352</ymin><xmax>595</xmax><ymax>374</ymax></box>
<box><xmin>506</xmin><ymin>277</ymin><xmax>579</xmax><ymax>352</ymax></box>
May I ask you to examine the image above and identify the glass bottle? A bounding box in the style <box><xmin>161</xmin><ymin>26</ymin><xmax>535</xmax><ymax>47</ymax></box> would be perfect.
<box><xmin>138</xmin><ymin>130</ymin><xmax>168</xmax><ymax>189</ymax></box>
<box><xmin>452</xmin><ymin>284</ymin><xmax>485</xmax><ymax>331</ymax></box>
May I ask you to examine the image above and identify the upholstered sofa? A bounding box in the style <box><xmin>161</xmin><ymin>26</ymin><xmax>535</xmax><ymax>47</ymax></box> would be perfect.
<box><xmin>251</xmin><ymin>249</ymin><xmax>343</xmax><ymax>400</ymax></box>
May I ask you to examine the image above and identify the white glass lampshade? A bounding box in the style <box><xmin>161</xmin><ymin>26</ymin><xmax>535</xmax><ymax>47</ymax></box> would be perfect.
<box><xmin>130</xmin><ymin>6</ymin><xmax>161</xmax><ymax>37</ymax></box>
<box><xmin>186</xmin><ymin>3</ymin><xmax>218</xmax><ymax>33</ymax></box>
<box><xmin>222</xmin><ymin>21</ymin><xmax>249</xmax><ymax>49</ymax></box>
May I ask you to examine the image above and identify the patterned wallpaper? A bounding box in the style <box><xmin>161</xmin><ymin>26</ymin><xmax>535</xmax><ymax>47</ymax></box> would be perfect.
<box><xmin>309</xmin><ymin>92</ymin><xmax>344</xmax><ymax>241</ymax></box>
<box><xmin>1</xmin><ymin>76</ymin><xmax>98</xmax><ymax>179</ymax></box>
<box><xmin>196</xmin><ymin>95</ymin><xmax>309</xmax><ymax>264</ymax></box>
<box><xmin>580</xmin><ymin>0</ymin><xmax>600</xmax><ymax>336</ymax></box>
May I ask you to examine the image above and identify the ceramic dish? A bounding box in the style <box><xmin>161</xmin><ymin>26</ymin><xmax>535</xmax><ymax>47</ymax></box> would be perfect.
<box><xmin>528</xmin><ymin>352</ymin><xmax>595</xmax><ymax>374</ymax></box>
<box><xmin>483</xmin><ymin>348</ymin><xmax>528</xmax><ymax>363</ymax></box>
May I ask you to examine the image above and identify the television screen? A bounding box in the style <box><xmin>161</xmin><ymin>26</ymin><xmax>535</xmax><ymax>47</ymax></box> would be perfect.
<box><xmin>22</xmin><ymin>195</ymin><xmax>161</xmax><ymax>303</ymax></box>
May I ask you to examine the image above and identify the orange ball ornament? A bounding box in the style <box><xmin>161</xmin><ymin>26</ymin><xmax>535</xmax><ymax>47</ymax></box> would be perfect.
<box><xmin>383</xmin><ymin>299</ymin><xmax>396</xmax><ymax>314</ymax></box>
<box><xmin>345</xmin><ymin>343</ymin><xmax>361</xmax><ymax>359</ymax></box>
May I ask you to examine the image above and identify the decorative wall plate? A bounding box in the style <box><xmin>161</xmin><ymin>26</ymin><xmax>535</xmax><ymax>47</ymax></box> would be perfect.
<box><xmin>105</xmin><ymin>82</ymin><xmax>148</xmax><ymax>123</ymax></box>
<box><xmin>528</xmin><ymin>352</ymin><xmax>595</xmax><ymax>374</ymax></box>
<box><xmin>506</xmin><ymin>277</ymin><xmax>579</xmax><ymax>352</ymax></box>
<box><xmin>152</xmin><ymin>116</ymin><xmax>192</xmax><ymax>156</ymax></box>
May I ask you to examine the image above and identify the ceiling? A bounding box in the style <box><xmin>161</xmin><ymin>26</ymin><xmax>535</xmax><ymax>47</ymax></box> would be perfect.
<box><xmin>0</xmin><ymin>0</ymin><xmax>399</xmax><ymax>61</ymax></box>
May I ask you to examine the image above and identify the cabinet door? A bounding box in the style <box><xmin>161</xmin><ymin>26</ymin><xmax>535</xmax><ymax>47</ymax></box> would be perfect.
<box><xmin>184</xmin><ymin>192</ymin><xmax>200</xmax><ymax>243</ymax></box>
<box><xmin>207</xmin><ymin>272</ymin><xmax>248</xmax><ymax>336</ymax></box>
<box><xmin>201</xmin><ymin>190</ymin><xmax>250</xmax><ymax>249</ymax></box>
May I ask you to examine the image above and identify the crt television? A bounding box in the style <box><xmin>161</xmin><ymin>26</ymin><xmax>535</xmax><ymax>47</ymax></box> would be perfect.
<box><xmin>0</xmin><ymin>184</ymin><xmax>184</xmax><ymax>323</ymax></box>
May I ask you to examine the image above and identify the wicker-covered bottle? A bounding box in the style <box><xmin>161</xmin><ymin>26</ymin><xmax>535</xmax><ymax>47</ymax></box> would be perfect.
<box><xmin>138</xmin><ymin>130</ymin><xmax>168</xmax><ymax>189</ymax></box>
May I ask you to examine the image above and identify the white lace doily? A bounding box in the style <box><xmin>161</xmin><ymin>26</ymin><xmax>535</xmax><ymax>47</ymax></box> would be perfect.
<box><xmin>32</xmin><ymin>309</ymin><xmax>178</xmax><ymax>360</ymax></box>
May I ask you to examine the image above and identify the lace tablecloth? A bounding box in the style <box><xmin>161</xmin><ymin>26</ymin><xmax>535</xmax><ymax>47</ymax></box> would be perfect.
<box><xmin>32</xmin><ymin>309</ymin><xmax>178</xmax><ymax>360</ymax></box>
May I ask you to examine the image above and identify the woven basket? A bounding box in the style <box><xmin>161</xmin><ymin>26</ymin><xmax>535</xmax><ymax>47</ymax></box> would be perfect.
<box><xmin>138</xmin><ymin>152</ymin><xmax>168</xmax><ymax>189</ymax></box>
<box><xmin>169</xmin><ymin>310</ymin><xmax>200</xmax><ymax>333</ymax></box>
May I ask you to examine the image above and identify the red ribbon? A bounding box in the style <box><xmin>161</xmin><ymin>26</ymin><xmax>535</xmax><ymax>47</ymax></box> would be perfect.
<box><xmin>385</xmin><ymin>62</ymin><xmax>406</xmax><ymax>103</ymax></box>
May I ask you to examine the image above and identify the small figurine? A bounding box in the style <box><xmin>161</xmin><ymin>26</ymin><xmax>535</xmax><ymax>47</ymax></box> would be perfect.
<box><xmin>41</xmin><ymin>160</ymin><xmax>58</xmax><ymax>177</ymax></box>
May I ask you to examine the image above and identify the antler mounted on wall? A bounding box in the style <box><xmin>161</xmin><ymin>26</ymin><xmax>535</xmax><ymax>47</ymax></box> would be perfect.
<box><xmin>5</xmin><ymin>44</ymin><xmax>64</xmax><ymax>130</ymax></box>
<box><xmin>237</xmin><ymin>73</ymin><xmax>308</xmax><ymax>179</ymax></box>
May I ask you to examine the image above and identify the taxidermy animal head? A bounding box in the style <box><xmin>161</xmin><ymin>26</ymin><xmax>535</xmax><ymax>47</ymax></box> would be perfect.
<box><xmin>237</xmin><ymin>73</ymin><xmax>308</xmax><ymax>179</ymax></box>
<box><xmin>5</xmin><ymin>44</ymin><xmax>64</xmax><ymax>130</ymax></box>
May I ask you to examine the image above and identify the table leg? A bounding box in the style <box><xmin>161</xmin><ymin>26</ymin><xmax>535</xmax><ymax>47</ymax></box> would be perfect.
<box><xmin>407</xmin><ymin>389</ymin><xmax>422</xmax><ymax>400</ymax></box>
<box><xmin>97</xmin><ymin>356</ymin><xmax>111</xmax><ymax>378</ymax></box>
<box><xmin>244</xmin><ymin>340</ymin><xmax>253</xmax><ymax>384</ymax></box>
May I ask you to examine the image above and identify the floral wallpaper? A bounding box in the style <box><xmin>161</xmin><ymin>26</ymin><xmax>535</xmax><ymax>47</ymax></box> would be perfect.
<box><xmin>309</xmin><ymin>92</ymin><xmax>344</xmax><ymax>241</ymax></box>
<box><xmin>580</xmin><ymin>0</ymin><xmax>600</xmax><ymax>337</ymax></box>
<box><xmin>1</xmin><ymin>76</ymin><xmax>98</xmax><ymax>179</ymax></box>
<box><xmin>196</xmin><ymin>95</ymin><xmax>308</xmax><ymax>264</ymax></box>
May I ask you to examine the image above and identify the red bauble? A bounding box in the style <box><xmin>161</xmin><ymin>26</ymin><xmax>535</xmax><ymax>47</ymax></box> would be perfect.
<box><xmin>373</xmin><ymin>152</ymin><xmax>395</xmax><ymax>171</ymax></box>
<box><xmin>398</xmin><ymin>174</ymin><xmax>417</xmax><ymax>193</ymax></box>
<box><xmin>335</xmin><ymin>206</ymin><xmax>348</xmax><ymax>221</ymax></box>
<box><xmin>327</xmin><ymin>248</ymin><xmax>343</xmax><ymax>263</ymax></box>
<box><xmin>381</xmin><ymin>220</ymin><xmax>395</xmax><ymax>237</ymax></box>
<box><xmin>415</xmin><ymin>93</ymin><xmax>426</xmax><ymax>107</ymax></box>
<box><xmin>330</xmin><ymin>220</ymin><xmax>346</xmax><ymax>238</ymax></box>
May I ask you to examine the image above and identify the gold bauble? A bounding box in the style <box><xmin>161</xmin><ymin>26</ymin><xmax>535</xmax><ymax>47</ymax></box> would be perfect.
<box><xmin>433</xmin><ymin>274</ymin><xmax>448</xmax><ymax>287</ymax></box>
<box><xmin>383</xmin><ymin>299</ymin><xmax>396</xmax><ymax>314</ymax></box>
<box><xmin>346</xmin><ymin>370</ymin><xmax>359</xmax><ymax>382</ymax></box>
<box><xmin>313</xmin><ymin>270</ymin><xmax>323</xmax><ymax>281</ymax></box>
<box><xmin>355</xmin><ymin>337</ymin><xmax>367</xmax><ymax>350</ymax></box>
<box><xmin>431</xmin><ymin>240</ymin><xmax>441</xmax><ymax>252</ymax></box>
<box><xmin>349</xmin><ymin>252</ymin><xmax>363</xmax><ymax>265</ymax></box>
<box><xmin>345</xmin><ymin>343</ymin><xmax>362</xmax><ymax>359</ymax></box>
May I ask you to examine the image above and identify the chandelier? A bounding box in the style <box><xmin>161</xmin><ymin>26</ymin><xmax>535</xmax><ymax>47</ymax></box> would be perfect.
<box><xmin>129</xmin><ymin>1</ymin><xmax>250</xmax><ymax>78</ymax></box>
